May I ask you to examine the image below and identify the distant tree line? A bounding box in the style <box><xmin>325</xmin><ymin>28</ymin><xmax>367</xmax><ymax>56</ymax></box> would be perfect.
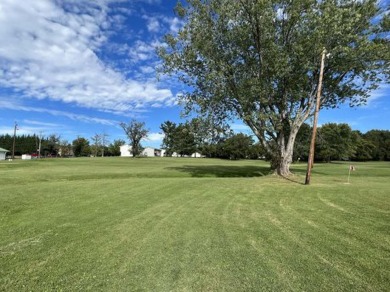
<box><xmin>160</xmin><ymin>119</ymin><xmax>267</xmax><ymax>160</ymax></box>
<box><xmin>294</xmin><ymin>124</ymin><xmax>390</xmax><ymax>162</ymax></box>
<box><xmin>160</xmin><ymin>120</ymin><xmax>390</xmax><ymax>162</ymax></box>
<box><xmin>0</xmin><ymin>134</ymin><xmax>125</xmax><ymax>158</ymax></box>
<box><xmin>0</xmin><ymin>134</ymin><xmax>61</xmax><ymax>157</ymax></box>
<box><xmin>1</xmin><ymin>123</ymin><xmax>388</xmax><ymax>161</ymax></box>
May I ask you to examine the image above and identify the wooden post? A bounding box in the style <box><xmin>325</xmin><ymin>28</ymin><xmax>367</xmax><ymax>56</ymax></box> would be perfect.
<box><xmin>38</xmin><ymin>132</ymin><xmax>42</xmax><ymax>159</ymax></box>
<box><xmin>305</xmin><ymin>48</ymin><xmax>326</xmax><ymax>185</ymax></box>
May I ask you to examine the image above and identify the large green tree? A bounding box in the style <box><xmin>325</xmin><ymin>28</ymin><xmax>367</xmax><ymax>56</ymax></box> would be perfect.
<box><xmin>220</xmin><ymin>133</ymin><xmax>255</xmax><ymax>160</ymax></box>
<box><xmin>160</xmin><ymin>120</ymin><xmax>177</xmax><ymax>156</ymax></box>
<box><xmin>161</xmin><ymin>118</ymin><xmax>226</xmax><ymax>156</ymax></box>
<box><xmin>72</xmin><ymin>137</ymin><xmax>91</xmax><ymax>157</ymax></box>
<box><xmin>107</xmin><ymin>139</ymin><xmax>126</xmax><ymax>157</ymax></box>
<box><xmin>364</xmin><ymin>130</ymin><xmax>390</xmax><ymax>161</ymax></box>
<box><xmin>315</xmin><ymin>123</ymin><xmax>356</xmax><ymax>162</ymax></box>
<box><xmin>172</xmin><ymin>123</ymin><xmax>197</xmax><ymax>156</ymax></box>
<box><xmin>351</xmin><ymin>131</ymin><xmax>375</xmax><ymax>161</ymax></box>
<box><xmin>159</xmin><ymin>0</ymin><xmax>389</xmax><ymax>175</ymax></box>
<box><xmin>42</xmin><ymin>134</ymin><xmax>61</xmax><ymax>157</ymax></box>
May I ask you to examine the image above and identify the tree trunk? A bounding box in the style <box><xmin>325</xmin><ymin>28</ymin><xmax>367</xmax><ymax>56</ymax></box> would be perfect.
<box><xmin>270</xmin><ymin>126</ymin><xmax>299</xmax><ymax>176</ymax></box>
<box><xmin>277</xmin><ymin>150</ymin><xmax>293</xmax><ymax>176</ymax></box>
<box><xmin>270</xmin><ymin>147</ymin><xmax>293</xmax><ymax>176</ymax></box>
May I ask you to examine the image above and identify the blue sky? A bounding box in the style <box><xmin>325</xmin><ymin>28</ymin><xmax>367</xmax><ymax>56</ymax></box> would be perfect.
<box><xmin>0</xmin><ymin>0</ymin><xmax>389</xmax><ymax>149</ymax></box>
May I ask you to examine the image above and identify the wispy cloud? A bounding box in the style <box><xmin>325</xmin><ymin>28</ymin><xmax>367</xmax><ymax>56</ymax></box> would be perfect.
<box><xmin>163</xmin><ymin>16</ymin><xmax>183</xmax><ymax>34</ymax></box>
<box><xmin>230</xmin><ymin>123</ymin><xmax>251</xmax><ymax>132</ymax></box>
<box><xmin>0</xmin><ymin>120</ymin><xmax>65</xmax><ymax>136</ymax></box>
<box><xmin>0</xmin><ymin>0</ymin><xmax>174</xmax><ymax>114</ymax></box>
<box><xmin>365</xmin><ymin>83</ymin><xmax>389</xmax><ymax>107</ymax></box>
<box><xmin>0</xmin><ymin>99</ymin><xmax>118</xmax><ymax>126</ymax></box>
<box><xmin>0</xmin><ymin>125</ymin><xmax>38</xmax><ymax>136</ymax></box>
<box><xmin>22</xmin><ymin>120</ymin><xmax>63</xmax><ymax>128</ymax></box>
<box><xmin>143</xmin><ymin>15</ymin><xmax>161</xmax><ymax>33</ymax></box>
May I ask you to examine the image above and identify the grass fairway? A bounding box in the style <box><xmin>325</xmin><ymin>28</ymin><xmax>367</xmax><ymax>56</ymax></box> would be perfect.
<box><xmin>0</xmin><ymin>158</ymin><xmax>389</xmax><ymax>291</ymax></box>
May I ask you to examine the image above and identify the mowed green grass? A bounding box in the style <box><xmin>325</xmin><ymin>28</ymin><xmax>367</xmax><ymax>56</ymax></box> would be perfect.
<box><xmin>0</xmin><ymin>158</ymin><xmax>389</xmax><ymax>291</ymax></box>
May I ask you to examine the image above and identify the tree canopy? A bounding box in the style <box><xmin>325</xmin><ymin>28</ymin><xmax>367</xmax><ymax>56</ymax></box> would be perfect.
<box><xmin>158</xmin><ymin>0</ymin><xmax>390</xmax><ymax>175</ymax></box>
<box><xmin>160</xmin><ymin>121</ymin><xmax>197</xmax><ymax>156</ymax></box>
<box><xmin>120</xmin><ymin>120</ymin><xmax>149</xmax><ymax>157</ymax></box>
<box><xmin>315</xmin><ymin>123</ymin><xmax>356</xmax><ymax>162</ymax></box>
<box><xmin>72</xmin><ymin>137</ymin><xmax>91</xmax><ymax>157</ymax></box>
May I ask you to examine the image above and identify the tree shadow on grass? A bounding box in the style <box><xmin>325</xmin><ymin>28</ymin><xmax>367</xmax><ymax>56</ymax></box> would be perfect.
<box><xmin>289</xmin><ymin>166</ymin><xmax>306</xmax><ymax>173</ymax></box>
<box><xmin>287</xmin><ymin>164</ymin><xmax>334</xmax><ymax>184</ymax></box>
<box><xmin>280</xmin><ymin>175</ymin><xmax>305</xmax><ymax>185</ymax></box>
<box><xmin>166</xmin><ymin>165</ymin><xmax>270</xmax><ymax>178</ymax></box>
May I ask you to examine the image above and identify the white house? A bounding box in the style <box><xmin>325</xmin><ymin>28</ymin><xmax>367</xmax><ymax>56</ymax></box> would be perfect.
<box><xmin>142</xmin><ymin>147</ymin><xmax>162</xmax><ymax>157</ymax></box>
<box><xmin>0</xmin><ymin>147</ymin><xmax>8</xmax><ymax>160</ymax></box>
<box><xmin>120</xmin><ymin>145</ymin><xmax>203</xmax><ymax>158</ymax></box>
<box><xmin>120</xmin><ymin>145</ymin><xmax>162</xmax><ymax>157</ymax></box>
<box><xmin>170</xmin><ymin>152</ymin><xmax>203</xmax><ymax>158</ymax></box>
<box><xmin>120</xmin><ymin>145</ymin><xmax>131</xmax><ymax>157</ymax></box>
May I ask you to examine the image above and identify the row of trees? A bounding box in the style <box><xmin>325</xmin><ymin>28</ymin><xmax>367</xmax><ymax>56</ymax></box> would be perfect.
<box><xmin>295</xmin><ymin>124</ymin><xmax>390</xmax><ymax>162</ymax></box>
<box><xmin>202</xmin><ymin>133</ymin><xmax>265</xmax><ymax>160</ymax></box>
<box><xmin>1</xmin><ymin>123</ymin><xmax>388</xmax><ymax>161</ymax></box>
<box><xmin>160</xmin><ymin>118</ymin><xmax>228</xmax><ymax>157</ymax></box>
<box><xmin>71</xmin><ymin>137</ymin><xmax>125</xmax><ymax>157</ymax></box>
<box><xmin>0</xmin><ymin>134</ymin><xmax>125</xmax><ymax>158</ymax></box>
<box><xmin>0</xmin><ymin>134</ymin><xmax>62</xmax><ymax>157</ymax></box>
<box><xmin>159</xmin><ymin>119</ymin><xmax>390</xmax><ymax>162</ymax></box>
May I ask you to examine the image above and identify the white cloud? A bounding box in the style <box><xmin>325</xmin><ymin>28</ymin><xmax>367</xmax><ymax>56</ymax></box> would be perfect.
<box><xmin>0</xmin><ymin>0</ymin><xmax>174</xmax><ymax>114</ymax></box>
<box><xmin>138</xmin><ymin>132</ymin><xmax>164</xmax><ymax>148</ymax></box>
<box><xmin>143</xmin><ymin>15</ymin><xmax>161</xmax><ymax>33</ymax></box>
<box><xmin>128</xmin><ymin>40</ymin><xmax>156</xmax><ymax>62</ymax></box>
<box><xmin>162</xmin><ymin>16</ymin><xmax>183</xmax><ymax>34</ymax></box>
<box><xmin>137</xmin><ymin>0</ymin><xmax>161</xmax><ymax>4</ymax></box>
<box><xmin>22</xmin><ymin>120</ymin><xmax>63</xmax><ymax>128</ymax></box>
<box><xmin>0</xmin><ymin>119</ymin><xmax>65</xmax><ymax>136</ymax></box>
<box><xmin>230</xmin><ymin>123</ymin><xmax>251</xmax><ymax>132</ymax></box>
<box><xmin>365</xmin><ymin>83</ymin><xmax>389</xmax><ymax>107</ymax></box>
<box><xmin>145</xmin><ymin>132</ymin><xmax>164</xmax><ymax>142</ymax></box>
<box><xmin>0</xmin><ymin>125</ymin><xmax>41</xmax><ymax>136</ymax></box>
<box><xmin>140</xmin><ymin>66</ymin><xmax>155</xmax><ymax>74</ymax></box>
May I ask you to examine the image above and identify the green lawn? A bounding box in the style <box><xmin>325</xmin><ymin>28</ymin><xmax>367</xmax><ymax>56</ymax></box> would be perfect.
<box><xmin>0</xmin><ymin>158</ymin><xmax>389</xmax><ymax>291</ymax></box>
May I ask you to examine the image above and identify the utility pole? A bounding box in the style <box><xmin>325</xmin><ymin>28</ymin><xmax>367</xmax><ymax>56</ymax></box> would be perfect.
<box><xmin>101</xmin><ymin>132</ymin><xmax>109</xmax><ymax>157</ymax></box>
<box><xmin>38</xmin><ymin>131</ymin><xmax>43</xmax><ymax>159</ymax></box>
<box><xmin>12</xmin><ymin>122</ymin><xmax>18</xmax><ymax>159</ymax></box>
<box><xmin>305</xmin><ymin>48</ymin><xmax>327</xmax><ymax>185</ymax></box>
